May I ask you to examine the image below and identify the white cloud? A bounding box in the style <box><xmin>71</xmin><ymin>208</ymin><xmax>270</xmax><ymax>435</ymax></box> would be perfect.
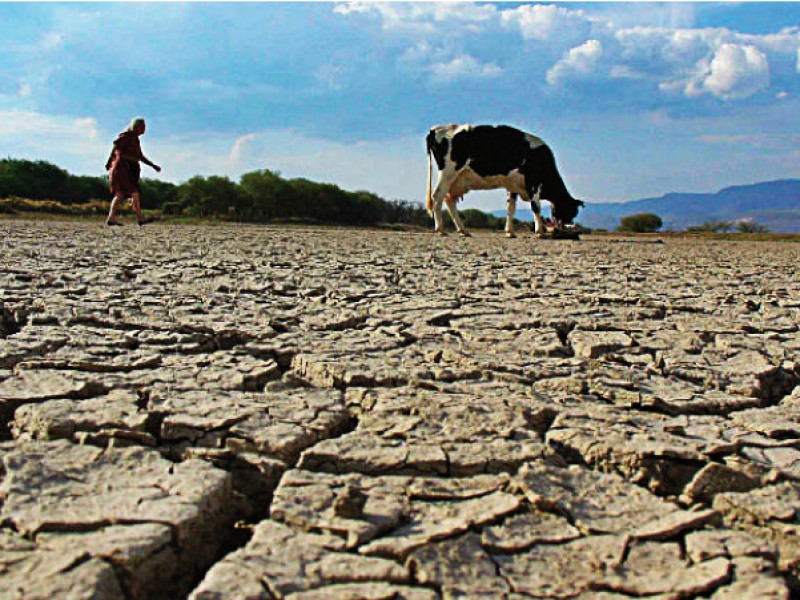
<box><xmin>614</xmin><ymin>27</ymin><xmax>715</xmax><ymax>67</ymax></box>
<box><xmin>588</xmin><ymin>3</ymin><xmax>697</xmax><ymax>31</ymax></box>
<box><xmin>228</xmin><ymin>134</ymin><xmax>257</xmax><ymax>165</ymax></box>
<box><xmin>0</xmin><ymin>110</ymin><xmax>106</xmax><ymax>175</ymax></box>
<box><xmin>546</xmin><ymin>40</ymin><xmax>603</xmax><ymax>85</ymax></box>
<box><xmin>38</xmin><ymin>32</ymin><xmax>65</xmax><ymax>51</ymax></box>
<box><xmin>499</xmin><ymin>4</ymin><xmax>591</xmax><ymax>43</ymax></box>
<box><xmin>693</xmin><ymin>43</ymin><xmax>770</xmax><ymax>100</ymax></box>
<box><xmin>333</xmin><ymin>2</ymin><xmax>496</xmax><ymax>34</ymax></box>
<box><xmin>333</xmin><ymin>3</ymin><xmax>798</xmax><ymax>102</ymax></box>
<box><xmin>428</xmin><ymin>54</ymin><xmax>502</xmax><ymax>83</ymax></box>
<box><xmin>596</xmin><ymin>25</ymin><xmax>784</xmax><ymax>100</ymax></box>
<box><xmin>0</xmin><ymin>110</ymin><xmax>99</xmax><ymax>141</ymax></box>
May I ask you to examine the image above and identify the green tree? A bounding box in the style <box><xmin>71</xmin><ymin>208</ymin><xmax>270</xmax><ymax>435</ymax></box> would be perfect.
<box><xmin>687</xmin><ymin>220</ymin><xmax>734</xmax><ymax>233</ymax></box>
<box><xmin>139</xmin><ymin>178</ymin><xmax>178</xmax><ymax>210</ymax></box>
<box><xmin>239</xmin><ymin>169</ymin><xmax>291</xmax><ymax>220</ymax></box>
<box><xmin>0</xmin><ymin>159</ymin><xmax>71</xmax><ymax>202</ymax></box>
<box><xmin>67</xmin><ymin>175</ymin><xmax>109</xmax><ymax>203</ymax></box>
<box><xmin>282</xmin><ymin>177</ymin><xmax>320</xmax><ymax>221</ymax></box>
<box><xmin>735</xmin><ymin>219</ymin><xmax>769</xmax><ymax>234</ymax></box>
<box><xmin>177</xmin><ymin>175</ymin><xmax>241</xmax><ymax>217</ymax></box>
<box><xmin>313</xmin><ymin>182</ymin><xmax>350</xmax><ymax>223</ymax></box>
<box><xmin>353</xmin><ymin>191</ymin><xmax>387</xmax><ymax>225</ymax></box>
<box><xmin>617</xmin><ymin>212</ymin><xmax>663</xmax><ymax>233</ymax></box>
<box><xmin>385</xmin><ymin>200</ymin><xmax>430</xmax><ymax>226</ymax></box>
<box><xmin>459</xmin><ymin>209</ymin><xmax>501</xmax><ymax>229</ymax></box>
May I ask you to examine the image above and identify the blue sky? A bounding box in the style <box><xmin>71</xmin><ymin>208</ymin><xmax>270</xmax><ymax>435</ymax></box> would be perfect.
<box><xmin>1</xmin><ymin>2</ymin><xmax>799</xmax><ymax>210</ymax></box>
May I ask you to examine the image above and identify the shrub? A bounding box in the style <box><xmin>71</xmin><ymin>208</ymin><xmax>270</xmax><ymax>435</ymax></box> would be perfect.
<box><xmin>687</xmin><ymin>220</ymin><xmax>734</xmax><ymax>233</ymax></box>
<box><xmin>617</xmin><ymin>213</ymin><xmax>663</xmax><ymax>233</ymax></box>
<box><xmin>735</xmin><ymin>219</ymin><xmax>769</xmax><ymax>234</ymax></box>
<box><xmin>0</xmin><ymin>197</ymin><xmax>108</xmax><ymax>216</ymax></box>
<box><xmin>459</xmin><ymin>209</ymin><xmax>501</xmax><ymax>229</ymax></box>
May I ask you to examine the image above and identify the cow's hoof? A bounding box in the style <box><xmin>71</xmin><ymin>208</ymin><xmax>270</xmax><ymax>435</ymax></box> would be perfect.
<box><xmin>458</xmin><ymin>231</ymin><xmax>472</xmax><ymax>238</ymax></box>
<box><xmin>505</xmin><ymin>231</ymin><xmax>516</xmax><ymax>239</ymax></box>
<box><xmin>435</xmin><ymin>231</ymin><xmax>448</xmax><ymax>237</ymax></box>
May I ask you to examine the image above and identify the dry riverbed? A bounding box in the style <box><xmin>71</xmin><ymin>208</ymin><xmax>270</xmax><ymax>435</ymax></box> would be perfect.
<box><xmin>1</xmin><ymin>220</ymin><xmax>799</xmax><ymax>599</ymax></box>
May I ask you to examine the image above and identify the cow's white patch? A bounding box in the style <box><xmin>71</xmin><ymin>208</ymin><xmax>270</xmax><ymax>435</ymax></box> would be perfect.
<box><xmin>525</xmin><ymin>133</ymin><xmax>545</xmax><ymax>149</ymax></box>
<box><xmin>448</xmin><ymin>168</ymin><xmax>527</xmax><ymax>201</ymax></box>
<box><xmin>433</xmin><ymin>123</ymin><xmax>471</xmax><ymax>148</ymax></box>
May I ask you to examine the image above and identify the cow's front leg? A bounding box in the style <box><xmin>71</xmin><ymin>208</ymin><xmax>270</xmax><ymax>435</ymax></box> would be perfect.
<box><xmin>531</xmin><ymin>197</ymin><xmax>546</xmax><ymax>237</ymax></box>
<box><xmin>444</xmin><ymin>196</ymin><xmax>471</xmax><ymax>237</ymax></box>
<box><xmin>505</xmin><ymin>192</ymin><xmax>517</xmax><ymax>238</ymax></box>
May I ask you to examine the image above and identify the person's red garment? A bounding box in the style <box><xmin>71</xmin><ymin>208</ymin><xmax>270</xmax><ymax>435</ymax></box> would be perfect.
<box><xmin>107</xmin><ymin>131</ymin><xmax>143</xmax><ymax>196</ymax></box>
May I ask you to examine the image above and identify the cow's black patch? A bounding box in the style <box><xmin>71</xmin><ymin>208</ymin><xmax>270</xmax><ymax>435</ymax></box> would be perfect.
<box><xmin>451</xmin><ymin>125</ymin><xmax>530</xmax><ymax>175</ymax></box>
<box><xmin>426</xmin><ymin>130</ymin><xmax>449</xmax><ymax>172</ymax></box>
<box><xmin>524</xmin><ymin>145</ymin><xmax>570</xmax><ymax>203</ymax></box>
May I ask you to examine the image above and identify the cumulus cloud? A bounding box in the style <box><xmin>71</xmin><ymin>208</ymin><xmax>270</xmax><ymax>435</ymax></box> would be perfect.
<box><xmin>428</xmin><ymin>54</ymin><xmax>502</xmax><ymax>83</ymax></box>
<box><xmin>332</xmin><ymin>2</ymin><xmax>799</xmax><ymax>103</ymax></box>
<box><xmin>546</xmin><ymin>39</ymin><xmax>603</xmax><ymax>85</ymax></box>
<box><xmin>500</xmin><ymin>4</ymin><xmax>591</xmax><ymax>43</ymax></box>
<box><xmin>557</xmin><ymin>24</ymin><xmax>785</xmax><ymax>100</ymax></box>
<box><xmin>333</xmin><ymin>2</ymin><xmax>496</xmax><ymax>33</ymax></box>
<box><xmin>0</xmin><ymin>110</ymin><xmax>106</xmax><ymax>174</ymax></box>
<box><xmin>0</xmin><ymin>110</ymin><xmax>99</xmax><ymax>140</ymax></box>
<box><xmin>611</xmin><ymin>27</ymin><xmax>774</xmax><ymax>100</ymax></box>
<box><xmin>685</xmin><ymin>43</ymin><xmax>770</xmax><ymax>100</ymax></box>
<box><xmin>228</xmin><ymin>134</ymin><xmax>257</xmax><ymax>165</ymax></box>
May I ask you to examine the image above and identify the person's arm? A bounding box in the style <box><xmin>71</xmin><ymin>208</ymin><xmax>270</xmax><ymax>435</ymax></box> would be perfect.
<box><xmin>140</xmin><ymin>154</ymin><xmax>161</xmax><ymax>173</ymax></box>
<box><xmin>117</xmin><ymin>134</ymin><xmax>160</xmax><ymax>171</ymax></box>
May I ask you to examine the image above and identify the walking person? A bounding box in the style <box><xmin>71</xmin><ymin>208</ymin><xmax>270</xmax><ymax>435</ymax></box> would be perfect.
<box><xmin>105</xmin><ymin>117</ymin><xmax>161</xmax><ymax>226</ymax></box>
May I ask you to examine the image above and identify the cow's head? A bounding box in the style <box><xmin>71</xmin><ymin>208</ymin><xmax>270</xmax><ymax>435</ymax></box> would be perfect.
<box><xmin>552</xmin><ymin>198</ymin><xmax>585</xmax><ymax>225</ymax></box>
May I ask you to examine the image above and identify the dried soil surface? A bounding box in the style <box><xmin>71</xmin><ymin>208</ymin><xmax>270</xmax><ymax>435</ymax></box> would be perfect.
<box><xmin>1</xmin><ymin>220</ymin><xmax>799</xmax><ymax>599</ymax></box>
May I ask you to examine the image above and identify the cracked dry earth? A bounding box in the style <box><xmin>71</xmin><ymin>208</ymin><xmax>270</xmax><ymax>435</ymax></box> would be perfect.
<box><xmin>1</xmin><ymin>220</ymin><xmax>799</xmax><ymax>600</ymax></box>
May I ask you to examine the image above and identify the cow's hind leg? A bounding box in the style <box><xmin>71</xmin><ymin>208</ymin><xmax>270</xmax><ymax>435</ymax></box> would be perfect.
<box><xmin>444</xmin><ymin>196</ymin><xmax>471</xmax><ymax>237</ymax></box>
<box><xmin>506</xmin><ymin>192</ymin><xmax>517</xmax><ymax>238</ymax></box>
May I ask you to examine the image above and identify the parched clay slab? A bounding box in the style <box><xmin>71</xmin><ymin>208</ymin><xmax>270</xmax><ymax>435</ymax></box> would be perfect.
<box><xmin>298</xmin><ymin>385</ymin><xmax>557</xmax><ymax>476</ymax></box>
<box><xmin>0</xmin><ymin>439</ymin><xmax>236</xmax><ymax>599</ymax></box>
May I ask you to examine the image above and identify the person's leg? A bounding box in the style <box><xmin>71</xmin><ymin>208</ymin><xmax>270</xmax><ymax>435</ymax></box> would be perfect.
<box><xmin>106</xmin><ymin>193</ymin><xmax>125</xmax><ymax>225</ymax></box>
<box><xmin>130</xmin><ymin>192</ymin><xmax>143</xmax><ymax>221</ymax></box>
<box><xmin>131</xmin><ymin>192</ymin><xmax>151</xmax><ymax>225</ymax></box>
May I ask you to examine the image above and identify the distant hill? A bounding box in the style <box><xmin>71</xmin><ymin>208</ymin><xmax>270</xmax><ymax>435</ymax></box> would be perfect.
<box><xmin>493</xmin><ymin>179</ymin><xmax>800</xmax><ymax>233</ymax></box>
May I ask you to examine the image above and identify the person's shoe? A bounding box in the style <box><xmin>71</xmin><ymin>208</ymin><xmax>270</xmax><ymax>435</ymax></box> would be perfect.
<box><xmin>105</xmin><ymin>219</ymin><xmax>124</xmax><ymax>227</ymax></box>
<box><xmin>137</xmin><ymin>217</ymin><xmax>153</xmax><ymax>227</ymax></box>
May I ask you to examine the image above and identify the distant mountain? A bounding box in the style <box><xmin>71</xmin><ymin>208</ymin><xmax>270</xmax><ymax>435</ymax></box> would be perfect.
<box><xmin>493</xmin><ymin>179</ymin><xmax>800</xmax><ymax>233</ymax></box>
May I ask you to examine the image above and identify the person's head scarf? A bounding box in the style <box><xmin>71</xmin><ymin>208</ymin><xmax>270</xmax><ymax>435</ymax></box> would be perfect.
<box><xmin>128</xmin><ymin>117</ymin><xmax>145</xmax><ymax>131</ymax></box>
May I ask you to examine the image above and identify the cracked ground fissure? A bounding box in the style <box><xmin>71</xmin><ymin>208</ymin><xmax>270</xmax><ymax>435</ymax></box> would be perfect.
<box><xmin>1</xmin><ymin>221</ymin><xmax>799</xmax><ymax>599</ymax></box>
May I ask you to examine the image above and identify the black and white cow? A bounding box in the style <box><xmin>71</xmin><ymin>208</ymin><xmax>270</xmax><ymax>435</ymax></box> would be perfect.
<box><xmin>425</xmin><ymin>124</ymin><xmax>584</xmax><ymax>237</ymax></box>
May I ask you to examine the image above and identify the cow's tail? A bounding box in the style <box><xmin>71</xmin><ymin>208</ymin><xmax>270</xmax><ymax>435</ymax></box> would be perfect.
<box><xmin>425</xmin><ymin>147</ymin><xmax>434</xmax><ymax>215</ymax></box>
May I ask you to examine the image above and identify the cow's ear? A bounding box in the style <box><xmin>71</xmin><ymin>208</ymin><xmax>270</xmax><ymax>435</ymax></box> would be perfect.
<box><xmin>578</xmin><ymin>200</ymin><xmax>586</xmax><ymax>207</ymax></box>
